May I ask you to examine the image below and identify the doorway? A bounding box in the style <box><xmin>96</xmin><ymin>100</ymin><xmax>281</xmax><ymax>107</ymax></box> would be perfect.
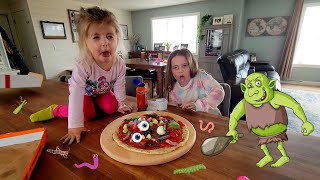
<box><xmin>12</xmin><ymin>10</ymin><xmax>44</xmax><ymax>75</ymax></box>
<box><xmin>0</xmin><ymin>14</ymin><xmax>14</xmax><ymax>42</ymax></box>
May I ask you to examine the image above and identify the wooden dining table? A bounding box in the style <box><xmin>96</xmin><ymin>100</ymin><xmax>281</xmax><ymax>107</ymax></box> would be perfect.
<box><xmin>0</xmin><ymin>80</ymin><xmax>320</xmax><ymax>180</ymax></box>
<box><xmin>125</xmin><ymin>58</ymin><xmax>166</xmax><ymax>98</ymax></box>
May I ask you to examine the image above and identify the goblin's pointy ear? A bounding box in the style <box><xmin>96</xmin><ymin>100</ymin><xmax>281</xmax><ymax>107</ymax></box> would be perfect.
<box><xmin>240</xmin><ymin>83</ymin><xmax>246</xmax><ymax>93</ymax></box>
<box><xmin>269</xmin><ymin>80</ymin><xmax>276</xmax><ymax>89</ymax></box>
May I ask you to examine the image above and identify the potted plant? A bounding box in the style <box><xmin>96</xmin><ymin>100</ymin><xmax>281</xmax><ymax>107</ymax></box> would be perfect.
<box><xmin>197</xmin><ymin>14</ymin><xmax>213</xmax><ymax>42</ymax></box>
<box><xmin>165</xmin><ymin>42</ymin><xmax>171</xmax><ymax>51</ymax></box>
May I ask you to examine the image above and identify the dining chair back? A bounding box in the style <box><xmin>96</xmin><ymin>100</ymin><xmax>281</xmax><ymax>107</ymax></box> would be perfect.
<box><xmin>218</xmin><ymin>83</ymin><xmax>231</xmax><ymax>117</ymax></box>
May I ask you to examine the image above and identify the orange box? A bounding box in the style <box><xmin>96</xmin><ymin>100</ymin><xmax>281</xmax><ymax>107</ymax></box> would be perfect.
<box><xmin>0</xmin><ymin>128</ymin><xmax>47</xmax><ymax>180</ymax></box>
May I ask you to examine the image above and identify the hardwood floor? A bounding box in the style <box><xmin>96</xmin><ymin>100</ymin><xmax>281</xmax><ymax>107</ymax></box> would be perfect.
<box><xmin>282</xmin><ymin>83</ymin><xmax>320</xmax><ymax>93</ymax></box>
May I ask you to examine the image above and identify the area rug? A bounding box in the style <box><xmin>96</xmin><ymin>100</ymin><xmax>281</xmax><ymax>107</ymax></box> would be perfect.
<box><xmin>281</xmin><ymin>88</ymin><xmax>320</xmax><ymax>137</ymax></box>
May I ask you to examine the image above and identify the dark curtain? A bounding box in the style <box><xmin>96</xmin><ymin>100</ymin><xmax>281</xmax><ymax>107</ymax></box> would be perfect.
<box><xmin>278</xmin><ymin>0</ymin><xmax>304</xmax><ymax>79</ymax></box>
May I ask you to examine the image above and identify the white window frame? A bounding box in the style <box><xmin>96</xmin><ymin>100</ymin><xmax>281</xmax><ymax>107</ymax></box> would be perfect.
<box><xmin>293</xmin><ymin>2</ymin><xmax>320</xmax><ymax>68</ymax></box>
<box><xmin>150</xmin><ymin>12</ymin><xmax>200</xmax><ymax>55</ymax></box>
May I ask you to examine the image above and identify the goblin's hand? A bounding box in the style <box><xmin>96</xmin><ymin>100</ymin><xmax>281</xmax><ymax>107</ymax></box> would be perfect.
<box><xmin>226</xmin><ymin>130</ymin><xmax>239</xmax><ymax>144</ymax></box>
<box><xmin>302</xmin><ymin>121</ymin><xmax>314</xmax><ymax>136</ymax></box>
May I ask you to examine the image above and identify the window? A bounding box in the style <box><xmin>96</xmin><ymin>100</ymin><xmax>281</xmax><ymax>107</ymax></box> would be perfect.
<box><xmin>151</xmin><ymin>13</ymin><xmax>199</xmax><ymax>54</ymax></box>
<box><xmin>293</xmin><ymin>3</ymin><xmax>320</xmax><ymax>66</ymax></box>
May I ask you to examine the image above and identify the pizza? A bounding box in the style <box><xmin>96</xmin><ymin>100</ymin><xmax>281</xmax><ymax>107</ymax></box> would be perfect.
<box><xmin>112</xmin><ymin>113</ymin><xmax>189</xmax><ymax>154</ymax></box>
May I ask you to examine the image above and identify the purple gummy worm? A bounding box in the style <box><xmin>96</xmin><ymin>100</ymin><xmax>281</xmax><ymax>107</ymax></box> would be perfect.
<box><xmin>75</xmin><ymin>154</ymin><xmax>99</xmax><ymax>170</ymax></box>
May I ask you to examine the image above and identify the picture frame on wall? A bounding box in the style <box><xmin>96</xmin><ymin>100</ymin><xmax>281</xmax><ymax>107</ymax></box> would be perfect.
<box><xmin>181</xmin><ymin>44</ymin><xmax>188</xmax><ymax>49</ymax></box>
<box><xmin>223</xmin><ymin>14</ymin><xmax>234</xmax><ymax>24</ymax></box>
<box><xmin>120</xmin><ymin>24</ymin><xmax>128</xmax><ymax>40</ymax></box>
<box><xmin>153</xmin><ymin>43</ymin><xmax>162</xmax><ymax>51</ymax></box>
<box><xmin>212</xmin><ymin>17</ymin><xmax>223</xmax><ymax>25</ymax></box>
<box><xmin>173</xmin><ymin>45</ymin><xmax>179</xmax><ymax>51</ymax></box>
<box><xmin>67</xmin><ymin>9</ymin><xmax>80</xmax><ymax>42</ymax></box>
<box><xmin>159</xmin><ymin>46</ymin><xmax>165</xmax><ymax>51</ymax></box>
<box><xmin>40</xmin><ymin>21</ymin><xmax>66</xmax><ymax>39</ymax></box>
<box><xmin>246</xmin><ymin>16</ymin><xmax>289</xmax><ymax>37</ymax></box>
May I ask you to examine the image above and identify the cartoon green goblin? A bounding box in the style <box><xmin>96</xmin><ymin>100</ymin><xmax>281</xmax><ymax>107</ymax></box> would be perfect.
<box><xmin>226</xmin><ymin>72</ymin><xmax>314</xmax><ymax>168</ymax></box>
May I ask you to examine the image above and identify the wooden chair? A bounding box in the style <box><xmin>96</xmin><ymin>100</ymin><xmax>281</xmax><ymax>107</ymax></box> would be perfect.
<box><xmin>128</xmin><ymin>51</ymin><xmax>158</xmax><ymax>95</ymax></box>
<box><xmin>146</xmin><ymin>51</ymin><xmax>159</xmax><ymax>59</ymax></box>
<box><xmin>162</xmin><ymin>51</ymin><xmax>171</xmax><ymax>60</ymax></box>
<box><xmin>128</xmin><ymin>51</ymin><xmax>147</xmax><ymax>59</ymax></box>
<box><xmin>125</xmin><ymin>76</ymin><xmax>152</xmax><ymax>98</ymax></box>
<box><xmin>125</xmin><ymin>76</ymin><xmax>143</xmax><ymax>97</ymax></box>
<box><xmin>217</xmin><ymin>83</ymin><xmax>231</xmax><ymax>117</ymax></box>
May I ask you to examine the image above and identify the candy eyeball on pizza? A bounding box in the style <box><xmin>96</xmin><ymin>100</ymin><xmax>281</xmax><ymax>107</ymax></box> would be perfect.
<box><xmin>138</xmin><ymin>121</ymin><xmax>149</xmax><ymax>131</ymax></box>
<box><xmin>132</xmin><ymin>133</ymin><xmax>143</xmax><ymax>143</ymax></box>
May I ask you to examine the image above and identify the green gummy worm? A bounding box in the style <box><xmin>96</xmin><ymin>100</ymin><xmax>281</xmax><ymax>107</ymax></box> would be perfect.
<box><xmin>173</xmin><ymin>164</ymin><xmax>206</xmax><ymax>174</ymax></box>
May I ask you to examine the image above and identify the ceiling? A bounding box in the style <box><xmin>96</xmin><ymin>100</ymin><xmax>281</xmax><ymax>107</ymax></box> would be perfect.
<box><xmin>74</xmin><ymin>0</ymin><xmax>206</xmax><ymax>11</ymax></box>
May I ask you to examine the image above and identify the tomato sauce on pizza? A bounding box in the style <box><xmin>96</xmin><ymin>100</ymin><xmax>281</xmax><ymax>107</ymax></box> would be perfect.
<box><xmin>117</xmin><ymin>113</ymin><xmax>186</xmax><ymax>150</ymax></box>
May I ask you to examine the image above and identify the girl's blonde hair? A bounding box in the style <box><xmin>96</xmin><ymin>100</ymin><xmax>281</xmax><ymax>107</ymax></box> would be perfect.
<box><xmin>165</xmin><ymin>48</ymin><xmax>199</xmax><ymax>95</ymax></box>
<box><xmin>76</xmin><ymin>6</ymin><xmax>123</xmax><ymax>62</ymax></box>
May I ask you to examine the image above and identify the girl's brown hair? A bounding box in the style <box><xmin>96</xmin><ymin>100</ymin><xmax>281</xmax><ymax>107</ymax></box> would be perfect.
<box><xmin>76</xmin><ymin>6</ymin><xmax>123</xmax><ymax>62</ymax></box>
<box><xmin>165</xmin><ymin>49</ymin><xmax>199</xmax><ymax>96</ymax></box>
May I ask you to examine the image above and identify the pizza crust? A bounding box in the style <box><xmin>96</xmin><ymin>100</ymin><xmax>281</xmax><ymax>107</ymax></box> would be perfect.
<box><xmin>113</xmin><ymin>125</ymin><xmax>189</xmax><ymax>155</ymax></box>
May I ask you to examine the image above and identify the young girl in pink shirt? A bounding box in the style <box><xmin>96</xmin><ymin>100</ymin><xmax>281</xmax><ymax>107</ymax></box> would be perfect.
<box><xmin>166</xmin><ymin>49</ymin><xmax>225</xmax><ymax>115</ymax></box>
<box><xmin>30</xmin><ymin>7</ymin><xmax>132</xmax><ymax>144</ymax></box>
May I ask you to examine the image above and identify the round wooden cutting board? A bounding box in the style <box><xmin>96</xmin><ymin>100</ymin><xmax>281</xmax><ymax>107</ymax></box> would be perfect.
<box><xmin>100</xmin><ymin>111</ymin><xmax>196</xmax><ymax>166</ymax></box>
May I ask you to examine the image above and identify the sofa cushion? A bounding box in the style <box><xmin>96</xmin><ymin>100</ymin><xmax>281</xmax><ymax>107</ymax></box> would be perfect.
<box><xmin>236</xmin><ymin>62</ymin><xmax>250</xmax><ymax>78</ymax></box>
<box><xmin>255</xmin><ymin>64</ymin><xmax>275</xmax><ymax>72</ymax></box>
<box><xmin>217</xmin><ymin>49</ymin><xmax>282</xmax><ymax>115</ymax></box>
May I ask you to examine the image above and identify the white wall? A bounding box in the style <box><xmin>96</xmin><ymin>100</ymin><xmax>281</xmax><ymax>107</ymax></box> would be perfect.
<box><xmin>26</xmin><ymin>0</ymin><xmax>132</xmax><ymax>79</ymax></box>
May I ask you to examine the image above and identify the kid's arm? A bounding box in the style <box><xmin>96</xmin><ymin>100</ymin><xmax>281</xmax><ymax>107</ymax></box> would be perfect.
<box><xmin>113</xmin><ymin>59</ymin><xmax>126</xmax><ymax>107</ymax></box>
<box><xmin>168</xmin><ymin>90</ymin><xmax>181</xmax><ymax>106</ymax></box>
<box><xmin>195</xmin><ymin>71</ymin><xmax>225</xmax><ymax>112</ymax></box>
<box><xmin>68</xmin><ymin>62</ymin><xmax>88</xmax><ymax>128</ymax></box>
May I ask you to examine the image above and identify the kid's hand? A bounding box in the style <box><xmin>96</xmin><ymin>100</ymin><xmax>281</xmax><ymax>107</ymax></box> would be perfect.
<box><xmin>118</xmin><ymin>104</ymin><xmax>133</xmax><ymax>114</ymax></box>
<box><xmin>182</xmin><ymin>102</ymin><xmax>196</xmax><ymax>111</ymax></box>
<box><xmin>226</xmin><ymin>130</ymin><xmax>239</xmax><ymax>144</ymax></box>
<box><xmin>60</xmin><ymin>127</ymin><xmax>90</xmax><ymax>145</ymax></box>
<box><xmin>301</xmin><ymin>121</ymin><xmax>314</xmax><ymax>136</ymax></box>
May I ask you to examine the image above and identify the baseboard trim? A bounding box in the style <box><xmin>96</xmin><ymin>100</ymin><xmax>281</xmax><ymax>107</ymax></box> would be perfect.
<box><xmin>281</xmin><ymin>80</ymin><xmax>320</xmax><ymax>87</ymax></box>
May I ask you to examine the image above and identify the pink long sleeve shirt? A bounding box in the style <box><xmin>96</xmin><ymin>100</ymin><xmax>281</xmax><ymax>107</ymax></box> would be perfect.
<box><xmin>67</xmin><ymin>57</ymin><xmax>126</xmax><ymax>128</ymax></box>
<box><xmin>169</xmin><ymin>70</ymin><xmax>225</xmax><ymax>115</ymax></box>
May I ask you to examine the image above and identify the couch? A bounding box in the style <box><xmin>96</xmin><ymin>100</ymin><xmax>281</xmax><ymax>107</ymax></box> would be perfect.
<box><xmin>217</xmin><ymin>49</ymin><xmax>281</xmax><ymax>114</ymax></box>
